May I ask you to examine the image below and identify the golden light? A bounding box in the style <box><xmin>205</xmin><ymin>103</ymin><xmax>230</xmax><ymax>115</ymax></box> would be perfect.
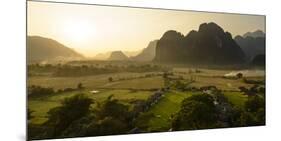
<box><xmin>62</xmin><ymin>20</ymin><xmax>96</xmax><ymax>45</ymax></box>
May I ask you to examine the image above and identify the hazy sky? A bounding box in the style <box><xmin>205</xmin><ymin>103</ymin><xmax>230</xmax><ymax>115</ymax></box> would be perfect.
<box><xmin>28</xmin><ymin>1</ymin><xmax>265</xmax><ymax>57</ymax></box>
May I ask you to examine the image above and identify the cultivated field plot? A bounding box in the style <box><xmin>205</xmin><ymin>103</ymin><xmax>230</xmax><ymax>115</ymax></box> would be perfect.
<box><xmin>28</xmin><ymin>72</ymin><xmax>162</xmax><ymax>90</ymax></box>
<box><xmin>100</xmin><ymin>76</ymin><xmax>164</xmax><ymax>89</ymax></box>
<box><xmin>223</xmin><ymin>91</ymin><xmax>248</xmax><ymax>108</ymax></box>
<box><xmin>27</xmin><ymin>3</ymin><xmax>266</xmax><ymax>139</ymax></box>
<box><xmin>29</xmin><ymin>89</ymin><xmax>154</xmax><ymax>125</ymax></box>
<box><xmin>143</xmin><ymin>91</ymin><xmax>195</xmax><ymax>131</ymax></box>
<box><xmin>28</xmin><ymin>64</ymin><xmax>265</xmax><ymax>140</ymax></box>
<box><xmin>173</xmin><ymin>68</ymin><xmax>265</xmax><ymax>91</ymax></box>
<box><xmin>28</xmin><ymin>67</ymin><xmax>264</xmax><ymax>125</ymax></box>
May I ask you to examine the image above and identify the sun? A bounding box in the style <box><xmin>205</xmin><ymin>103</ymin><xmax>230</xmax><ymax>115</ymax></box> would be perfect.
<box><xmin>63</xmin><ymin>20</ymin><xmax>96</xmax><ymax>45</ymax></box>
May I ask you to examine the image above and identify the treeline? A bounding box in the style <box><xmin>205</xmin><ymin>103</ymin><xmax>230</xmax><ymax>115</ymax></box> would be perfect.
<box><xmin>28</xmin><ymin>83</ymin><xmax>84</xmax><ymax>98</ymax></box>
<box><xmin>171</xmin><ymin>87</ymin><xmax>265</xmax><ymax>130</ymax></box>
<box><xmin>28</xmin><ymin>88</ymin><xmax>167</xmax><ymax>139</ymax></box>
<box><xmin>28</xmin><ymin>85</ymin><xmax>55</xmax><ymax>98</ymax></box>
<box><xmin>163</xmin><ymin>71</ymin><xmax>196</xmax><ymax>91</ymax></box>
<box><xmin>243</xmin><ymin>78</ymin><xmax>265</xmax><ymax>85</ymax></box>
<box><xmin>29</xmin><ymin>94</ymin><xmax>140</xmax><ymax>140</ymax></box>
<box><xmin>132</xmin><ymin>90</ymin><xmax>165</xmax><ymax>116</ymax></box>
<box><xmin>28</xmin><ymin>86</ymin><xmax>265</xmax><ymax>139</ymax></box>
<box><xmin>54</xmin><ymin>65</ymin><xmax>115</xmax><ymax>77</ymax></box>
<box><xmin>28</xmin><ymin>63</ymin><xmax>167</xmax><ymax>77</ymax></box>
<box><xmin>108</xmin><ymin>73</ymin><xmax>163</xmax><ymax>82</ymax></box>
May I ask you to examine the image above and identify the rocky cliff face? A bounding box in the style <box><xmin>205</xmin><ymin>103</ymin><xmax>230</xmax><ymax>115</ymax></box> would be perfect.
<box><xmin>235</xmin><ymin>33</ymin><xmax>265</xmax><ymax>62</ymax></box>
<box><xmin>131</xmin><ymin>40</ymin><xmax>158</xmax><ymax>61</ymax></box>
<box><xmin>251</xmin><ymin>54</ymin><xmax>265</xmax><ymax>66</ymax></box>
<box><xmin>154</xmin><ymin>22</ymin><xmax>246</xmax><ymax>65</ymax></box>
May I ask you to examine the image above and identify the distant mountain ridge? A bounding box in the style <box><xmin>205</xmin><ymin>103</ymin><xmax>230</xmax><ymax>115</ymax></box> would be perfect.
<box><xmin>234</xmin><ymin>36</ymin><xmax>265</xmax><ymax>62</ymax></box>
<box><xmin>108</xmin><ymin>51</ymin><xmax>129</xmax><ymax>61</ymax></box>
<box><xmin>234</xmin><ymin>30</ymin><xmax>265</xmax><ymax>62</ymax></box>
<box><xmin>131</xmin><ymin>40</ymin><xmax>158</xmax><ymax>61</ymax></box>
<box><xmin>124</xmin><ymin>50</ymin><xmax>141</xmax><ymax>57</ymax></box>
<box><xmin>93</xmin><ymin>50</ymin><xmax>140</xmax><ymax>60</ymax></box>
<box><xmin>27</xmin><ymin>36</ymin><xmax>84</xmax><ymax>63</ymax></box>
<box><xmin>93</xmin><ymin>52</ymin><xmax>111</xmax><ymax>60</ymax></box>
<box><xmin>154</xmin><ymin>22</ymin><xmax>246</xmax><ymax>65</ymax></box>
<box><xmin>243</xmin><ymin>30</ymin><xmax>265</xmax><ymax>38</ymax></box>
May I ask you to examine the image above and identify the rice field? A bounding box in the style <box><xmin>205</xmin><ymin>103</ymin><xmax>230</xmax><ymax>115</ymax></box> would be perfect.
<box><xmin>28</xmin><ymin>67</ymin><xmax>263</xmax><ymax>127</ymax></box>
<box><xmin>143</xmin><ymin>91</ymin><xmax>196</xmax><ymax>131</ymax></box>
<box><xmin>28</xmin><ymin>72</ymin><xmax>164</xmax><ymax>90</ymax></box>
<box><xmin>28</xmin><ymin>89</ymin><xmax>154</xmax><ymax>125</ymax></box>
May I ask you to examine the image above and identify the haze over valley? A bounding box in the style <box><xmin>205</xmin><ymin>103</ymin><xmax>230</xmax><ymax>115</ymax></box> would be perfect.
<box><xmin>27</xmin><ymin>1</ymin><xmax>265</xmax><ymax>140</ymax></box>
<box><xmin>28</xmin><ymin>23</ymin><xmax>265</xmax><ymax>66</ymax></box>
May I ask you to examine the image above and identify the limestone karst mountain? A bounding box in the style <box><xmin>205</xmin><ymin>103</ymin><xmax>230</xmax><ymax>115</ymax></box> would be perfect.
<box><xmin>131</xmin><ymin>40</ymin><xmax>158</xmax><ymax>61</ymax></box>
<box><xmin>235</xmin><ymin>30</ymin><xmax>265</xmax><ymax>62</ymax></box>
<box><xmin>243</xmin><ymin>30</ymin><xmax>265</xmax><ymax>38</ymax></box>
<box><xmin>107</xmin><ymin>51</ymin><xmax>129</xmax><ymax>61</ymax></box>
<box><xmin>251</xmin><ymin>54</ymin><xmax>265</xmax><ymax>66</ymax></box>
<box><xmin>154</xmin><ymin>22</ymin><xmax>246</xmax><ymax>65</ymax></box>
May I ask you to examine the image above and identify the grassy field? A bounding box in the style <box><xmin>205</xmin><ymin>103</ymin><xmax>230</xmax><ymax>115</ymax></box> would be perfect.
<box><xmin>174</xmin><ymin>68</ymin><xmax>265</xmax><ymax>91</ymax></box>
<box><xmin>28</xmin><ymin>71</ymin><xmax>164</xmax><ymax>125</ymax></box>
<box><xmin>143</xmin><ymin>90</ymin><xmax>196</xmax><ymax>131</ymax></box>
<box><xmin>189</xmin><ymin>76</ymin><xmax>253</xmax><ymax>91</ymax></box>
<box><xmin>100</xmin><ymin>76</ymin><xmax>164</xmax><ymax>89</ymax></box>
<box><xmin>28</xmin><ymin>88</ymin><xmax>250</xmax><ymax>126</ymax></box>
<box><xmin>174</xmin><ymin>68</ymin><xmax>230</xmax><ymax>77</ymax></box>
<box><xmin>29</xmin><ymin>100</ymin><xmax>61</xmax><ymax>124</ymax></box>
<box><xmin>174</xmin><ymin>68</ymin><xmax>265</xmax><ymax>77</ymax></box>
<box><xmin>223</xmin><ymin>91</ymin><xmax>248</xmax><ymax>108</ymax></box>
<box><xmin>137</xmin><ymin>91</ymin><xmax>249</xmax><ymax>131</ymax></box>
<box><xmin>28</xmin><ymin>72</ymin><xmax>163</xmax><ymax>90</ymax></box>
<box><xmin>28</xmin><ymin>66</ymin><xmax>264</xmax><ymax>128</ymax></box>
<box><xmin>29</xmin><ymin>89</ymin><xmax>154</xmax><ymax>125</ymax></box>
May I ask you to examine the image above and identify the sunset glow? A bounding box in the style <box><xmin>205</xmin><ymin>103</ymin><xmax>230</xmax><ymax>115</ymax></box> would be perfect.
<box><xmin>27</xmin><ymin>1</ymin><xmax>265</xmax><ymax>57</ymax></box>
<box><xmin>62</xmin><ymin>20</ymin><xmax>96</xmax><ymax>45</ymax></box>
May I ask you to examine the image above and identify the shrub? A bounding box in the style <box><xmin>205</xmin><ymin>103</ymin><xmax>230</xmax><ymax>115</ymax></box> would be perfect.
<box><xmin>44</xmin><ymin>94</ymin><xmax>93</xmax><ymax>137</ymax></box>
<box><xmin>28</xmin><ymin>85</ymin><xmax>55</xmax><ymax>97</ymax></box>
<box><xmin>172</xmin><ymin>94</ymin><xmax>217</xmax><ymax>130</ymax></box>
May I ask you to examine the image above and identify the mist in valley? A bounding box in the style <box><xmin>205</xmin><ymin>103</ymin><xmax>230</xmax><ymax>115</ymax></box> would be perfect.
<box><xmin>27</xmin><ymin>1</ymin><xmax>265</xmax><ymax>140</ymax></box>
